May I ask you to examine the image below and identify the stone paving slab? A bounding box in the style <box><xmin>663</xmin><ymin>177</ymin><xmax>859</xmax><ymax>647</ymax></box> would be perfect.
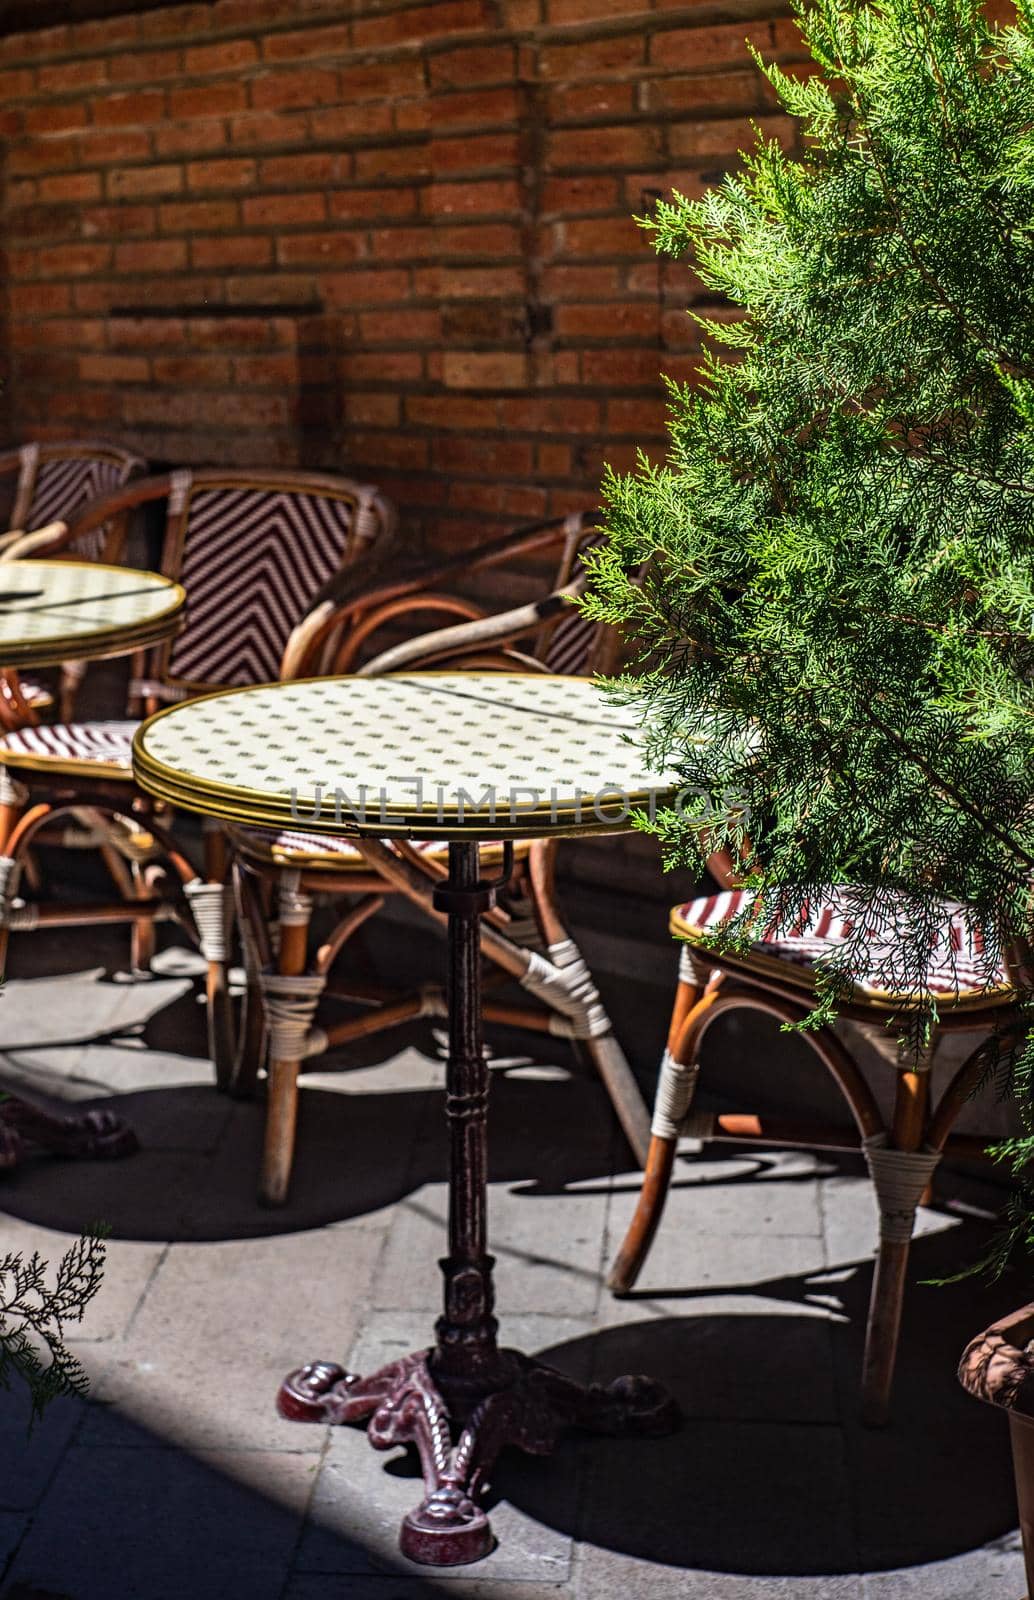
<box><xmin>862</xmin><ymin>1539</ymin><xmax>1027</xmax><ymax>1597</ymax></box>
<box><xmin>5</xmin><ymin>1446</ymin><xmax>314</xmax><ymax>1600</ymax></box>
<box><xmin>81</xmin><ymin>1227</ymin><xmax>386</xmax><ymax>1453</ymax></box>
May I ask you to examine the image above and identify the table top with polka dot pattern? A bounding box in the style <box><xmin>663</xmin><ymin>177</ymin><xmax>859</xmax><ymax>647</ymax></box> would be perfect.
<box><xmin>133</xmin><ymin>673</ymin><xmax>686</xmax><ymax>839</ymax></box>
<box><xmin>0</xmin><ymin>560</ymin><xmax>185</xmax><ymax>669</ymax></box>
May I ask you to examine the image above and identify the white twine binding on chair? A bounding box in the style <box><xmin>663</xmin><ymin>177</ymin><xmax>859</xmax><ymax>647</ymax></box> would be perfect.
<box><xmin>519</xmin><ymin>938</ymin><xmax>609</xmax><ymax>1038</ymax></box>
<box><xmin>167</xmin><ymin>468</ymin><xmax>193</xmax><ymax>517</ymax></box>
<box><xmin>259</xmin><ymin>971</ymin><xmax>326</xmax><ymax>1061</ymax></box>
<box><xmin>650</xmin><ymin>1047</ymin><xmax>702</xmax><ymax>1140</ymax></box>
<box><xmin>862</xmin><ymin>1133</ymin><xmax>942</xmax><ymax>1244</ymax></box>
<box><xmin>184</xmin><ymin>879</ymin><xmax>227</xmax><ymax>964</ymax></box>
<box><xmin>678</xmin><ymin>943</ymin><xmax>700</xmax><ymax>984</ymax></box>
<box><xmin>277</xmin><ymin>873</ymin><xmax>312</xmax><ymax>928</ymax></box>
<box><xmin>418</xmin><ymin>984</ymin><xmax>448</xmax><ymax>1018</ymax></box>
<box><xmin>0</xmin><ymin>855</ymin><xmax>22</xmax><ymax>926</ymax></box>
<box><xmin>0</xmin><ymin>771</ymin><xmax>28</xmax><ymax>809</ymax></box>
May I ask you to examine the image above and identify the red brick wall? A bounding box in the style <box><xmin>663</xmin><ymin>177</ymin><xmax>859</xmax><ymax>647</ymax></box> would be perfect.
<box><xmin>0</xmin><ymin>0</ymin><xmax>807</xmax><ymax>552</ymax></box>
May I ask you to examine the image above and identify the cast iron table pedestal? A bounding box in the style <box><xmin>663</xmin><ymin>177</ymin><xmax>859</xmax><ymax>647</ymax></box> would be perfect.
<box><xmin>277</xmin><ymin>840</ymin><xmax>678</xmax><ymax>1566</ymax></box>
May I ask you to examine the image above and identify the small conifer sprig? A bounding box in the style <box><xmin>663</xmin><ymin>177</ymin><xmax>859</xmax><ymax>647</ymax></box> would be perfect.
<box><xmin>585</xmin><ymin>0</ymin><xmax>1034</xmax><ymax>1260</ymax></box>
<box><xmin>0</xmin><ymin>1228</ymin><xmax>107</xmax><ymax>1427</ymax></box>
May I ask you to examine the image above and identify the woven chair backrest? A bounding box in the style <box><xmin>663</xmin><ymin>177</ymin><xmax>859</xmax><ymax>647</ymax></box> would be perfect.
<box><xmin>536</xmin><ymin>520</ymin><xmax>610</xmax><ymax>676</ymax></box>
<box><xmin>155</xmin><ymin>469</ymin><xmax>396</xmax><ymax>695</ymax></box>
<box><xmin>13</xmin><ymin>441</ymin><xmax>146</xmax><ymax>560</ymax></box>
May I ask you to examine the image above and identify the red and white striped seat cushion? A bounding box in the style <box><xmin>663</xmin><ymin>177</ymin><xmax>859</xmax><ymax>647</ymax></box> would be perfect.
<box><xmin>672</xmin><ymin>887</ymin><xmax>1013</xmax><ymax>1006</ymax></box>
<box><xmin>232</xmin><ymin>825</ymin><xmax>527</xmax><ymax>872</ymax></box>
<box><xmin>0</xmin><ymin>719</ymin><xmax>137</xmax><ymax>776</ymax></box>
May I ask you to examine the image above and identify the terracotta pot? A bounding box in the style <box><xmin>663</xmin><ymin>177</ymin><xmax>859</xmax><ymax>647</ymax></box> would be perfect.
<box><xmin>959</xmin><ymin>1302</ymin><xmax>1034</xmax><ymax>1595</ymax></box>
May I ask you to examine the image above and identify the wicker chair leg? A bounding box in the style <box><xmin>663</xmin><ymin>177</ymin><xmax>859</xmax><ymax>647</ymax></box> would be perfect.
<box><xmin>129</xmin><ymin>859</ymin><xmax>156</xmax><ymax>974</ymax></box>
<box><xmin>258</xmin><ymin>877</ymin><xmax>324</xmax><ymax>1206</ymax></box>
<box><xmin>860</xmin><ymin>1067</ymin><xmax>940</xmax><ymax>1427</ymax></box>
<box><xmin>607</xmin><ymin>957</ymin><xmax>720</xmax><ymax>1294</ymax></box>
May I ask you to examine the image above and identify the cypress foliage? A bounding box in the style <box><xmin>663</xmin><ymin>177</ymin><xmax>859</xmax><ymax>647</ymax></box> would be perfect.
<box><xmin>585</xmin><ymin>0</ymin><xmax>1034</xmax><ymax>1258</ymax></box>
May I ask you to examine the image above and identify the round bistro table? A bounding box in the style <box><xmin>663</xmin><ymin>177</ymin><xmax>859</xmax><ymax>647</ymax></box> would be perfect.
<box><xmin>0</xmin><ymin>558</ymin><xmax>185</xmax><ymax>1171</ymax></box>
<box><xmin>133</xmin><ymin>672</ymin><xmax>681</xmax><ymax>1566</ymax></box>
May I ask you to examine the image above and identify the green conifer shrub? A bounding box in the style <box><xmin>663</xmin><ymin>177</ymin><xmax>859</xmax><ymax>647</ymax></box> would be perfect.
<box><xmin>585</xmin><ymin>0</ymin><xmax>1034</xmax><ymax>1261</ymax></box>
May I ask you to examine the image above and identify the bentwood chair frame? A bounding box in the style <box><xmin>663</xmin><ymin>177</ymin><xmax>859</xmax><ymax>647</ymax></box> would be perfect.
<box><xmin>204</xmin><ymin>510</ymin><xmax>654</xmax><ymax>1205</ymax></box>
<box><xmin>609</xmin><ymin>857</ymin><xmax>1025</xmax><ymax>1424</ymax></box>
<box><xmin>0</xmin><ymin>439</ymin><xmax>148</xmax><ymax>729</ymax></box>
<box><xmin>0</xmin><ymin>467</ymin><xmax>396</xmax><ymax>1007</ymax></box>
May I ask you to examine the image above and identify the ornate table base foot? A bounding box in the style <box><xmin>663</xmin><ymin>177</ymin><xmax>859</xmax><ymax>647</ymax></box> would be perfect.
<box><xmin>0</xmin><ymin>1099</ymin><xmax>138</xmax><ymax>1170</ymax></box>
<box><xmin>278</xmin><ymin>1349</ymin><xmax>678</xmax><ymax>1567</ymax></box>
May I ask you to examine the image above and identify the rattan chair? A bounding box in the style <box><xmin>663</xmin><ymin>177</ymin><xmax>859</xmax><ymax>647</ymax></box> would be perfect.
<box><xmin>204</xmin><ymin>511</ymin><xmax>654</xmax><ymax>1205</ymax></box>
<box><xmin>0</xmin><ymin>439</ymin><xmax>148</xmax><ymax>728</ymax></box>
<box><xmin>608</xmin><ymin>873</ymin><xmax>1023</xmax><ymax>1424</ymax></box>
<box><xmin>0</xmin><ymin>467</ymin><xmax>397</xmax><ymax>1000</ymax></box>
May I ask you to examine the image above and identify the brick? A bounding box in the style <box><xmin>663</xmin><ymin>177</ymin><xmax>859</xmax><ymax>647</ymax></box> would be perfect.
<box><xmin>423</xmin><ymin>179</ymin><xmax>521</xmax><ymax>217</ymax></box>
<box><xmin>158</xmin><ymin>198</ymin><xmax>239</xmax><ymax>232</ymax></box>
<box><xmin>548</xmin><ymin>80</ymin><xmax>636</xmax><ymax>121</ymax></box>
<box><xmin>557</xmin><ymin>213</ymin><xmax>645</xmax><ymax>256</ymax></box>
<box><xmin>442</xmin><ymin>351</ymin><xmax>528</xmax><ymax>389</ymax></box>
<box><xmin>23</xmin><ymin>101</ymin><xmax>88</xmax><ymax>135</ymax></box>
<box><xmin>80</xmin><ymin>352</ymin><xmax>149</xmax><ymax>383</ymax></box>
<box><xmin>581</xmin><ymin>347</ymin><xmax>665</xmax><ymax>385</ymax></box>
<box><xmin>427</xmin><ymin>132</ymin><xmax>521</xmax><ymax>173</ymax></box>
<box><xmin>406</xmin><ymin>393</ymin><xmax>493</xmax><ymax>430</ymax></box>
<box><xmin>342</xmin><ymin>392</ymin><xmax>401</xmax><ymax>426</ymax></box>
<box><xmin>668</xmin><ymin>114</ymin><xmax>795</xmax><ymax>158</ymax></box>
<box><xmin>241</xmin><ymin>191</ymin><xmax>327</xmax><ymax>226</ymax></box>
<box><xmin>359</xmin><ymin>308</ymin><xmax>441</xmax><ymax>344</ymax></box>
<box><xmin>547</xmin><ymin>123</ymin><xmax>661</xmax><ymax>168</ymax></box>
<box><xmin>92</xmin><ymin>90</ymin><xmax>167</xmax><ymax>128</ymax></box>
<box><xmin>607</xmin><ymin>396</ymin><xmax>670</xmax><ymax>434</ymax></box>
<box><xmin>0</xmin><ymin>107</ymin><xmax>22</xmax><ymax>137</ymax></box>
<box><xmin>440</xmin><ymin>301</ymin><xmax>524</xmax><ymax>342</ymax></box>
<box><xmin>169</xmin><ymin>83</ymin><xmax>248</xmax><ymax>120</ymax></box>
<box><xmin>106</xmin><ymin>316</ymin><xmax>187</xmax><ymax>350</ymax></box>
<box><xmin>540</xmin><ymin>174</ymin><xmax>619</xmax><ymax>214</ymax></box>
<box><xmin>428</xmin><ymin>45</ymin><xmax>516</xmax><ymax>89</ymax></box>
<box><xmin>153</xmin><ymin>118</ymin><xmax>228</xmax><ymax>157</ymax></box>
<box><xmin>152</xmin><ymin>354</ymin><xmax>234</xmax><ymax>386</ymax></box>
<box><xmin>186</xmin><ymin>39</ymin><xmax>259</xmax><ymax>75</ymax></box>
<box><xmin>109</xmin><ymin>49</ymin><xmax>183</xmax><ymax>85</ymax></box>
<box><xmin>394</xmin><ymin>101</ymin><xmax>431</xmax><ymax>133</ymax></box>
<box><xmin>79</xmin><ymin>128</ymin><xmax>152</xmax><ymax>165</ymax></box>
<box><xmin>224</xmin><ymin>272</ymin><xmax>317</xmax><ymax>305</ymax></box>
<box><xmin>353</xmin><ymin>1</ymin><xmax>490</xmax><ymax>49</ymax></box>
<box><xmin>349</xmin><ymin>431</ymin><xmax>430</xmax><ymax>469</ymax></box>
<box><xmin>436</xmin><ymin>222</ymin><xmax>521</xmax><ymax>256</ymax></box>
<box><xmin>38</xmin><ymin>171</ymin><xmax>102</xmax><ymax>202</ymax></box>
<box><xmin>226</xmin><ymin>111</ymin><xmax>310</xmax><ymax>148</ymax></box>
<box><xmin>642</xmin><ymin>69</ymin><xmax>763</xmax><ymax>116</ymax></box>
<box><xmin>82</xmin><ymin>194</ymin><xmax>159</xmax><ymax>240</ymax></box>
<box><xmin>651</xmin><ymin>19</ymin><xmax>811</xmax><ymax>73</ymax></box>
<box><xmin>328</xmin><ymin>187</ymin><xmax>417</xmax><ymax>221</ymax></box>
<box><xmin>435</xmin><ymin>435</ymin><xmax>534</xmax><ymax>476</ymax></box>
<box><xmin>107</xmin><ymin>165</ymin><xmax>183</xmax><ymax>199</ymax></box>
<box><xmin>26</xmin><ymin>316</ymin><xmax>105</xmax><ymax>350</ymax></box>
<box><xmin>339</xmin><ymin>59</ymin><xmax>427</xmax><ymax>100</ymax></box>
<box><xmin>9</xmin><ymin>282</ymin><xmax>71</xmax><ymax>316</ymax></box>
<box><xmin>192</xmin><ymin>235</ymin><xmax>273</xmax><ymax>269</ymax></box>
<box><xmin>76</xmin><ymin>12</ymin><xmax>141</xmax><ymax>49</ymax></box>
<box><xmin>354</xmin><ymin>143</ymin><xmax>432</xmax><ymax>182</ymax></box>
<box><xmin>137</xmin><ymin>4</ymin><xmax>212</xmax><ymax>39</ymax></box>
<box><xmin>537</xmin><ymin>441</ymin><xmax>571</xmax><ymax>476</ymax></box>
<box><xmin>540</xmin><ymin>32</ymin><xmax>645</xmax><ymax>79</ymax></box>
<box><xmin>413</xmin><ymin>264</ymin><xmax>524</xmax><ymax>298</ymax></box>
<box><xmin>230</xmin><ymin>354</ymin><xmax>300</xmax><ymax>387</ymax></box>
<box><xmin>114</xmin><ymin>239</ymin><xmax>188</xmax><ymax>273</ymax></box>
<box><xmin>249</xmin><ymin>69</ymin><xmax>338</xmax><ymax>112</ymax></box>
<box><xmin>547</xmin><ymin>0</ymin><xmax>648</xmax><ymax>18</ymax></box>
<box><xmin>540</xmin><ymin>262</ymin><xmax>620</xmax><ymax>297</ymax></box>
<box><xmin>498</xmin><ymin>394</ymin><xmax>600</xmax><ymax>433</ymax></box>
<box><xmin>555</xmin><ymin>301</ymin><xmax>659</xmax><ymax>337</ymax></box>
<box><xmin>37</xmin><ymin>58</ymin><xmax>107</xmax><ymax>94</ymax></box>
<box><xmin>500</xmin><ymin>0</ymin><xmax>540</xmax><ymax>22</ymax></box>
<box><xmin>6</xmin><ymin>141</ymin><xmax>81</xmax><ymax>177</ymax></box>
<box><xmin>259</xmin><ymin>153</ymin><xmax>348</xmax><ymax>188</ymax></box>
<box><xmin>430</xmin><ymin>87</ymin><xmax>522</xmax><ymax>129</ymax></box>
<box><xmin>322</xmin><ymin>268</ymin><xmax>410</xmax><ymax>306</ymax></box>
<box><xmin>186</xmin><ymin>157</ymin><xmax>256</xmax><ymax>190</ymax></box>
<box><xmin>347</xmin><ymin>351</ymin><xmax>423</xmax><ymax>382</ymax></box>
<box><xmin>276</xmin><ymin>232</ymin><xmax>365</xmax><ymax>266</ymax></box>
<box><xmin>308</xmin><ymin>105</ymin><xmax>394</xmax><ymax>142</ymax></box>
<box><xmin>262</xmin><ymin>22</ymin><xmax>353</xmax><ymax>61</ymax></box>
<box><xmin>37</xmin><ymin>242</ymin><xmax>112</xmax><ymax>277</ymax></box>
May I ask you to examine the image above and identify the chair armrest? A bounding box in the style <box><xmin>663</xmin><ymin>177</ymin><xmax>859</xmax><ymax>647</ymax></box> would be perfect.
<box><xmin>358</xmin><ymin>584</ymin><xmax>582</xmax><ymax>676</ymax></box>
<box><xmin>0</xmin><ymin>521</ymin><xmax>69</xmax><ymax>561</ymax></box>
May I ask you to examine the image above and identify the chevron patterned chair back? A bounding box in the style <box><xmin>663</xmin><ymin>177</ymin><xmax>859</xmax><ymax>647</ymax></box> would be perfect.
<box><xmin>0</xmin><ymin>439</ymin><xmax>147</xmax><ymax>562</ymax></box>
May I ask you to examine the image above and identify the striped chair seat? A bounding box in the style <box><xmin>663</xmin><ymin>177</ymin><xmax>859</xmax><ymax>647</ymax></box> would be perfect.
<box><xmin>232</xmin><ymin>825</ymin><xmax>528</xmax><ymax>873</ymax></box>
<box><xmin>672</xmin><ymin>887</ymin><xmax>1013</xmax><ymax>1009</ymax></box>
<box><xmin>0</xmin><ymin>719</ymin><xmax>137</xmax><ymax>778</ymax></box>
<box><xmin>7</xmin><ymin>677</ymin><xmax>53</xmax><ymax>712</ymax></box>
